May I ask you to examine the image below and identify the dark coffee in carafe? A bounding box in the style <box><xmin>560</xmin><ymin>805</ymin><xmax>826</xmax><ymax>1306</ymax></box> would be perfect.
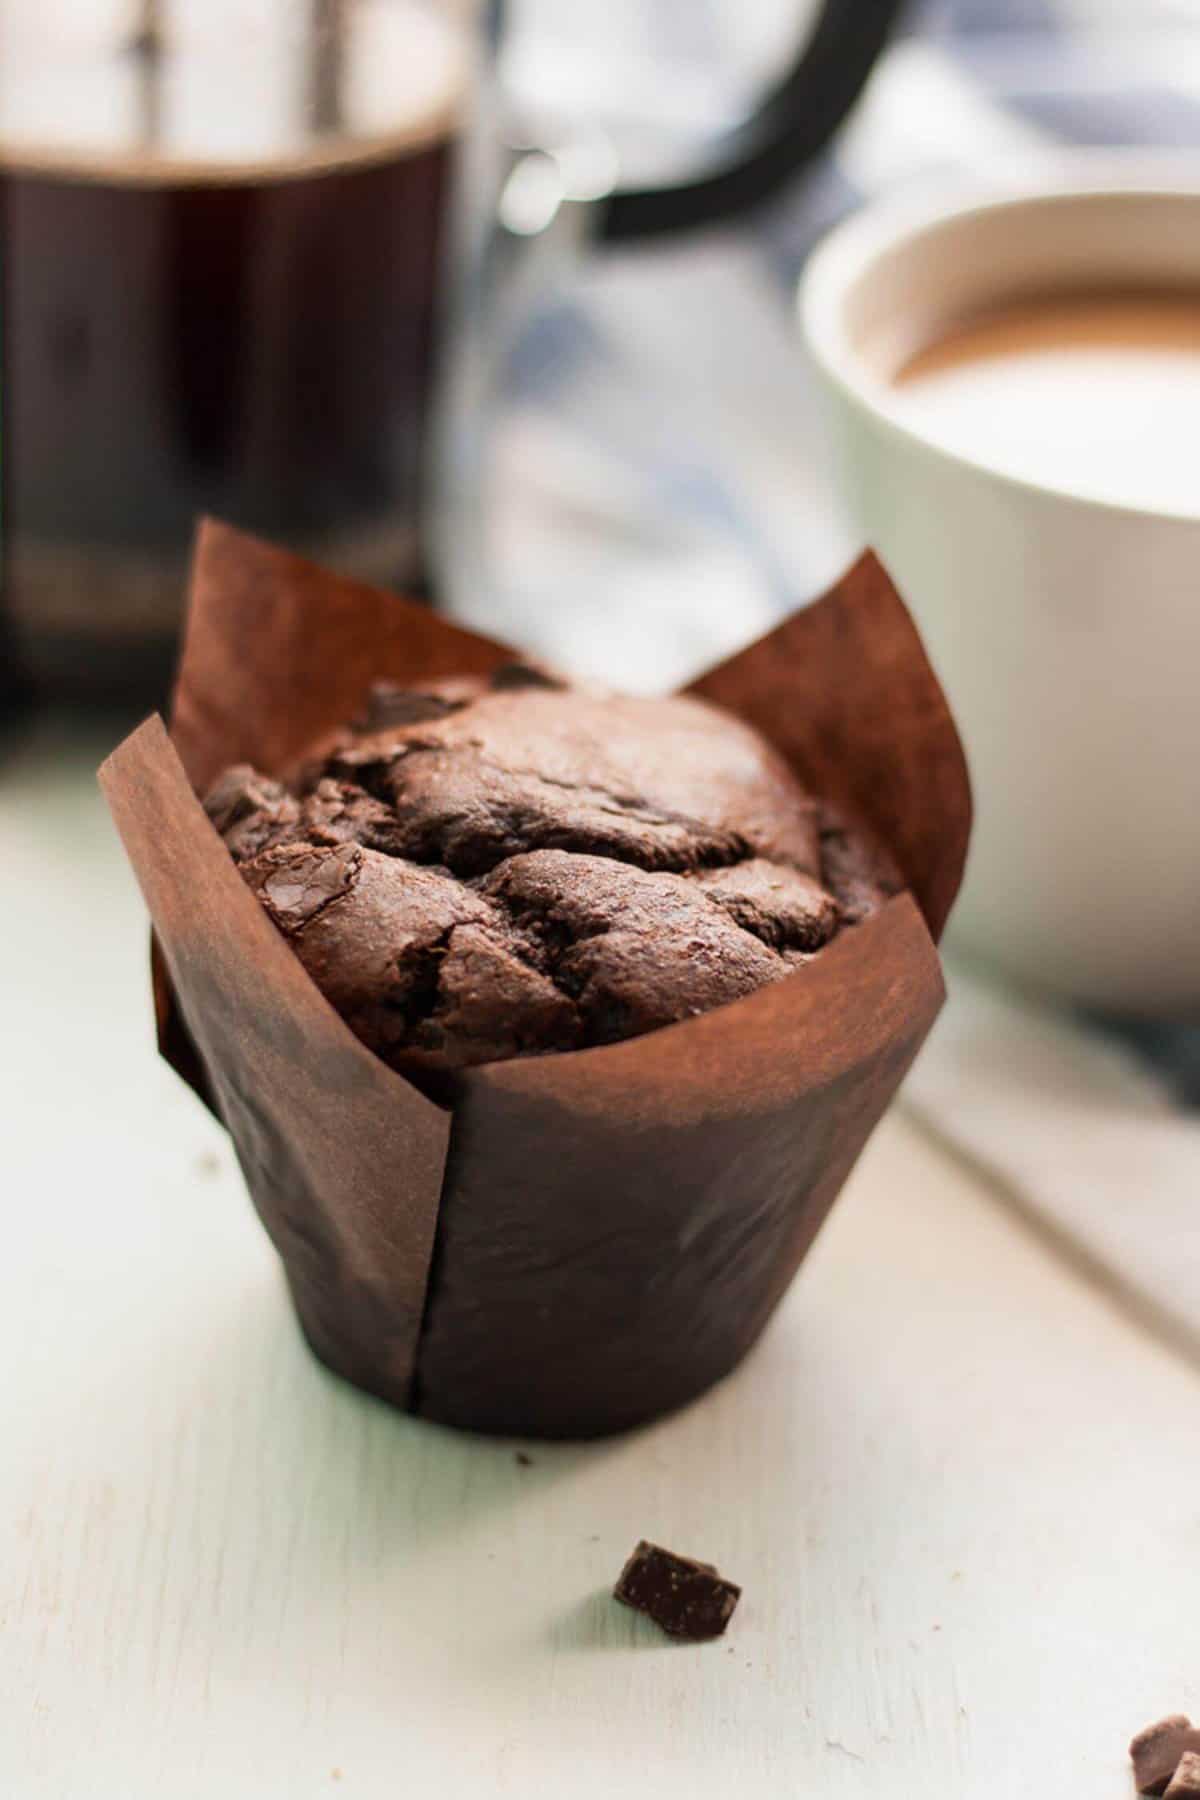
<box><xmin>0</xmin><ymin>4</ymin><xmax>468</xmax><ymax>702</ymax></box>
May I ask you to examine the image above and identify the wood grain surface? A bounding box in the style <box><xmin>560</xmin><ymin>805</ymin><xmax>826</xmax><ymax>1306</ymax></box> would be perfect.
<box><xmin>4</xmin><ymin>722</ymin><xmax>1196</xmax><ymax>1798</ymax></box>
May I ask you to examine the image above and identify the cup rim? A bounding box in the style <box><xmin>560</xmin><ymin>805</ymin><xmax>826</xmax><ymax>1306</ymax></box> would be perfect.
<box><xmin>798</xmin><ymin>151</ymin><xmax>1200</xmax><ymax>527</ymax></box>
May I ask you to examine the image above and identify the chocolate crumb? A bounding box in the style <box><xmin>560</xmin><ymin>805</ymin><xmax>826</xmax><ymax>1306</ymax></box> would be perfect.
<box><xmin>360</xmin><ymin>681</ymin><xmax>474</xmax><ymax>729</ymax></box>
<box><xmin>515</xmin><ymin>1451</ymin><xmax>533</xmax><ymax>1468</ymax></box>
<box><xmin>1167</xmin><ymin>1755</ymin><xmax>1200</xmax><ymax>1799</ymax></box>
<box><xmin>613</xmin><ymin>1540</ymin><xmax>740</xmax><ymax>1641</ymax></box>
<box><xmin>488</xmin><ymin>661</ymin><xmax>564</xmax><ymax>692</ymax></box>
<box><xmin>246</xmin><ymin>842</ymin><xmax>360</xmax><ymax>934</ymax></box>
<box><xmin>1131</xmin><ymin>1717</ymin><xmax>1200</xmax><ymax>1795</ymax></box>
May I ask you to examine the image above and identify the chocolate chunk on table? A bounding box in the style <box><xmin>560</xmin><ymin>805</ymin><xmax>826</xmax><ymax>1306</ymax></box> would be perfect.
<box><xmin>486</xmin><ymin>661</ymin><xmax>564</xmax><ymax>692</ymax></box>
<box><xmin>1167</xmin><ymin>1754</ymin><xmax>1200</xmax><ymax>1798</ymax></box>
<box><xmin>613</xmin><ymin>1541</ymin><xmax>741</xmax><ymax>1642</ymax></box>
<box><xmin>1131</xmin><ymin>1716</ymin><xmax>1200</xmax><ymax>1795</ymax></box>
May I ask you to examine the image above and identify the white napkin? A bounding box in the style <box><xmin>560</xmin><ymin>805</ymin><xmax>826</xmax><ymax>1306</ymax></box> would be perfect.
<box><xmin>905</xmin><ymin>964</ymin><xmax>1200</xmax><ymax>1360</ymax></box>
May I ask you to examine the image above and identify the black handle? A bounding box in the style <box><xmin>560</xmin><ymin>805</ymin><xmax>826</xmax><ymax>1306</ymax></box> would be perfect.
<box><xmin>600</xmin><ymin>0</ymin><xmax>905</xmax><ymax>243</ymax></box>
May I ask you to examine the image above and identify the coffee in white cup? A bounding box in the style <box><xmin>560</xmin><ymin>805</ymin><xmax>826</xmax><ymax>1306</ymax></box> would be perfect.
<box><xmin>801</xmin><ymin>169</ymin><xmax>1200</xmax><ymax>1013</ymax></box>
<box><xmin>891</xmin><ymin>290</ymin><xmax>1200</xmax><ymax>516</ymax></box>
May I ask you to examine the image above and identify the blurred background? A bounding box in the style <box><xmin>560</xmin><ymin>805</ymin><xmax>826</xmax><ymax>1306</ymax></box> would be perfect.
<box><xmin>7</xmin><ymin>0</ymin><xmax>1200</xmax><ymax>707</ymax></box>
<box><xmin>483</xmin><ymin>0</ymin><xmax>1200</xmax><ymax>685</ymax></box>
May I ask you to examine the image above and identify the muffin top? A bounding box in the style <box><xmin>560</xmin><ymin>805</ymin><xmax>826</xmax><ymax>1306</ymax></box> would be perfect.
<box><xmin>204</xmin><ymin>665</ymin><xmax>900</xmax><ymax>1091</ymax></box>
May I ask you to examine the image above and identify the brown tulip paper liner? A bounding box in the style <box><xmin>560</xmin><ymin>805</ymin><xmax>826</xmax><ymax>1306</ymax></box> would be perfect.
<box><xmin>100</xmin><ymin>522</ymin><xmax>971</xmax><ymax>1439</ymax></box>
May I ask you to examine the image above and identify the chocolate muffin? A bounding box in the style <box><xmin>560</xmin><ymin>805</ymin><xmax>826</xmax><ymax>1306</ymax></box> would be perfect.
<box><xmin>204</xmin><ymin>666</ymin><xmax>900</xmax><ymax>1090</ymax></box>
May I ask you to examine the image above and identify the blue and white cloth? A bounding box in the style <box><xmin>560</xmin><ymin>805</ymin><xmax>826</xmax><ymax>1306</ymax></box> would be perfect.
<box><xmin>487</xmin><ymin>0</ymin><xmax>1200</xmax><ymax>685</ymax></box>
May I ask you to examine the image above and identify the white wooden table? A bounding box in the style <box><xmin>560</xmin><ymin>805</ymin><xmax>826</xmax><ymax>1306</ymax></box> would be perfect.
<box><xmin>4</xmin><ymin>719</ymin><xmax>1194</xmax><ymax>1798</ymax></box>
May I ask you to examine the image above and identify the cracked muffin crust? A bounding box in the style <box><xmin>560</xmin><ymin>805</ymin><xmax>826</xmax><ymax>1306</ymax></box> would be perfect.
<box><xmin>204</xmin><ymin>666</ymin><xmax>901</xmax><ymax>1090</ymax></box>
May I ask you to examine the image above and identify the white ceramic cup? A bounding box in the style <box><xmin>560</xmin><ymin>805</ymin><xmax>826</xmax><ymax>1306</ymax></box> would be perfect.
<box><xmin>800</xmin><ymin>165</ymin><xmax>1200</xmax><ymax>1014</ymax></box>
